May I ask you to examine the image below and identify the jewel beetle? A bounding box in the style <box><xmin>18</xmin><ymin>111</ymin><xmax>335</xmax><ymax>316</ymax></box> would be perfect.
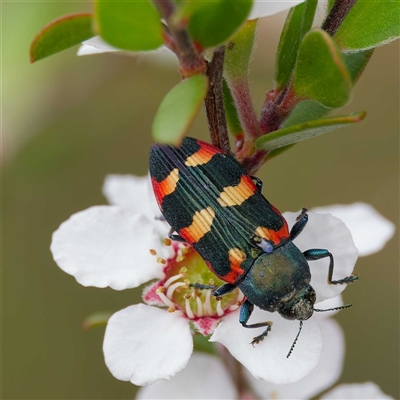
<box><xmin>149</xmin><ymin>137</ymin><xmax>358</xmax><ymax>353</ymax></box>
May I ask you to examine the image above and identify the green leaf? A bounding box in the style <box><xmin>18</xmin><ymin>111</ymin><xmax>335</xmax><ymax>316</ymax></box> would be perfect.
<box><xmin>255</xmin><ymin>111</ymin><xmax>366</xmax><ymax>151</ymax></box>
<box><xmin>275</xmin><ymin>0</ymin><xmax>317</xmax><ymax>89</ymax></box>
<box><xmin>335</xmin><ymin>1</ymin><xmax>400</xmax><ymax>52</ymax></box>
<box><xmin>152</xmin><ymin>75</ymin><xmax>208</xmax><ymax>144</ymax></box>
<box><xmin>223</xmin><ymin>20</ymin><xmax>257</xmax><ymax>83</ymax></box>
<box><xmin>342</xmin><ymin>49</ymin><xmax>374</xmax><ymax>83</ymax></box>
<box><xmin>30</xmin><ymin>13</ymin><xmax>93</xmax><ymax>63</ymax></box>
<box><xmin>292</xmin><ymin>29</ymin><xmax>352</xmax><ymax>108</ymax></box>
<box><xmin>223</xmin><ymin>79</ymin><xmax>243</xmax><ymax>136</ymax></box>
<box><xmin>82</xmin><ymin>311</ymin><xmax>112</xmax><ymax>330</ymax></box>
<box><xmin>186</xmin><ymin>0</ymin><xmax>252</xmax><ymax>48</ymax></box>
<box><xmin>95</xmin><ymin>0</ymin><xmax>163</xmax><ymax>51</ymax></box>
<box><xmin>283</xmin><ymin>99</ymin><xmax>329</xmax><ymax>127</ymax></box>
<box><xmin>284</xmin><ymin>50</ymin><xmax>372</xmax><ymax>128</ymax></box>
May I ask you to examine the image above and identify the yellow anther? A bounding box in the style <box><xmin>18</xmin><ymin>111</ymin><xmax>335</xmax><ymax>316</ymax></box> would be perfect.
<box><xmin>179</xmin><ymin>267</ymin><xmax>187</xmax><ymax>274</ymax></box>
<box><xmin>156</xmin><ymin>286</ymin><xmax>165</xmax><ymax>294</ymax></box>
<box><xmin>149</xmin><ymin>249</ymin><xmax>157</xmax><ymax>256</ymax></box>
<box><xmin>164</xmin><ymin>238</ymin><xmax>172</xmax><ymax>246</ymax></box>
<box><xmin>156</xmin><ymin>257</ymin><xmax>166</xmax><ymax>264</ymax></box>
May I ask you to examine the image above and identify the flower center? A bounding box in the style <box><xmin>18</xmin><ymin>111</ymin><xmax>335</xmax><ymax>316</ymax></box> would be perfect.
<box><xmin>148</xmin><ymin>240</ymin><xmax>244</xmax><ymax>321</ymax></box>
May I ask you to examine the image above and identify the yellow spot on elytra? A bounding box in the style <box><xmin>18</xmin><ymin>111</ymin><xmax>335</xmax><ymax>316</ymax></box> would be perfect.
<box><xmin>228</xmin><ymin>248</ymin><xmax>246</xmax><ymax>274</ymax></box>
<box><xmin>228</xmin><ymin>248</ymin><xmax>246</xmax><ymax>262</ymax></box>
<box><xmin>217</xmin><ymin>175</ymin><xmax>255</xmax><ymax>207</ymax></box>
<box><xmin>180</xmin><ymin>207</ymin><xmax>216</xmax><ymax>243</ymax></box>
<box><xmin>184</xmin><ymin>146</ymin><xmax>215</xmax><ymax>167</ymax></box>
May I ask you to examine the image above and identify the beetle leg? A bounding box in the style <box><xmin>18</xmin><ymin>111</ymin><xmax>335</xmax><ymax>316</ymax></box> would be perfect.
<box><xmin>239</xmin><ymin>299</ymin><xmax>273</xmax><ymax>346</ymax></box>
<box><xmin>190</xmin><ymin>282</ymin><xmax>236</xmax><ymax>295</ymax></box>
<box><xmin>214</xmin><ymin>283</ymin><xmax>237</xmax><ymax>296</ymax></box>
<box><xmin>290</xmin><ymin>208</ymin><xmax>308</xmax><ymax>240</ymax></box>
<box><xmin>303</xmin><ymin>249</ymin><xmax>359</xmax><ymax>284</ymax></box>
<box><xmin>168</xmin><ymin>227</ymin><xmax>187</xmax><ymax>243</ymax></box>
<box><xmin>250</xmin><ymin>176</ymin><xmax>263</xmax><ymax>192</ymax></box>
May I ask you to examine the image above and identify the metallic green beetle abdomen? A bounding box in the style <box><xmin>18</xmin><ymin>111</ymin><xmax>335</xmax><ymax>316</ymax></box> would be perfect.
<box><xmin>238</xmin><ymin>242</ymin><xmax>311</xmax><ymax>312</ymax></box>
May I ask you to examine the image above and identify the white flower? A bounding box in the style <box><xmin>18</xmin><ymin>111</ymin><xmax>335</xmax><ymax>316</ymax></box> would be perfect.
<box><xmin>49</xmin><ymin>173</ymin><xmax>391</xmax><ymax>387</ymax></box>
<box><xmin>137</xmin><ymin>303</ymin><xmax>344</xmax><ymax>399</ymax></box>
<box><xmin>321</xmin><ymin>382</ymin><xmax>394</xmax><ymax>400</ymax></box>
<box><xmin>137</xmin><ymin>353</ymin><xmax>394</xmax><ymax>400</ymax></box>
<box><xmin>312</xmin><ymin>203</ymin><xmax>395</xmax><ymax>257</ymax></box>
<box><xmin>137</xmin><ymin>352</ymin><xmax>238</xmax><ymax>400</ymax></box>
<box><xmin>77</xmin><ymin>1</ymin><xmax>304</xmax><ymax>57</ymax></box>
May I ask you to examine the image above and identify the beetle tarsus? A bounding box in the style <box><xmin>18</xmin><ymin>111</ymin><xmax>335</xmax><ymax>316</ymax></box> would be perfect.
<box><xmin>250</xmin><ymin>326</ymin><xmax>272</xmax><ymax>346</ymax></box>
<box><xmin>290</xmin><ymin>209</ymin><xmax>309</xmax><ymax>240</ymax></box>
<box><xmin>303</xmin><ymin>248</ymin><xmax>358</xmax><ymax>285</ymax></box>
<box><xmin>189</xmin><ymin>283</ymin><xmax>218</xmax><ymax>291</ymax></box>
<box><xmin>296</xmin><ymin>207</ymin><xmax>308</xmax><ymax>221</ymax></box>
<box><xmin>332</xmin><ymin>274</ymin><xmax>359</xmax><ymax>285</ymax></box>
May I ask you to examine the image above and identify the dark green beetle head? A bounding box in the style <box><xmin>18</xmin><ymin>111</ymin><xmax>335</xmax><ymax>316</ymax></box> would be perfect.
<box><xmin>278</xmin><ymin>284</ymin><xmax>316</xmax><ymax>321</ymax></box>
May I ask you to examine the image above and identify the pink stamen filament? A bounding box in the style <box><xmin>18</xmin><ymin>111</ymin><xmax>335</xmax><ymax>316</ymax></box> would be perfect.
<box><xmin>164</xmin><ymin>272</ymin><xmax>185</xmax><ymax>288</ymax></box>
<box><xmin>168</xmin><ymin>306</ymin><xmax>184</xmax><ymax>317</ymax></box>
<box><xmin>166</xmin><ymin>282</ymin><xmax>187</xmax><ymax>298</ymax></box>
<box><xmin>216</xmin><ymin>298</ymin><xmax>224</xmax><ymax>316</ymax></box>
<box><xmin>156</xmin><ymin>287</ymin><xmax>175</xmax><ymax>308</ymax></box>
<box><xmin>195</xmin><ymin>296</ymin><xmax>203</xmax><ymax>317</ymax></box>
<box><xmin>204</xmin><ymin>289</ymin><xmax>213</xmax><ymax>316</ymax></box>
<box><xmin>185</xmin><ymin>296</ymin><xmax>195</xmax><ymax>319</ymax></box>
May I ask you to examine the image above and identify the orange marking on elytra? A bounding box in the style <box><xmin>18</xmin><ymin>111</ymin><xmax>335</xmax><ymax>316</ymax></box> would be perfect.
<box><xmin>255</xmin><ymin>223</ymin><xmax>289</xmax><ymax>246</ymax></box>
<box><xmin>217</xmin><ymin>175</ymin><xmax>256</xmax><ymax>207</ymax></box>
<box><xmin>222</xmin><ymin>270</ymin><xmax>240</xmax><ymax>284</ymax></box>
<box><xmin>152</xmin><ymin>168</ymin><xmax>179</xmax><ymax>206</ymax></box>
<box><xmin>180</xmin><ymin>207</ymin><xmax>216</xmax><ymax>244</ymax></box>
<box><xmin>184</xmin><ymin>142</ymin><xmax>218</xmax><ymax>167</ymax></box>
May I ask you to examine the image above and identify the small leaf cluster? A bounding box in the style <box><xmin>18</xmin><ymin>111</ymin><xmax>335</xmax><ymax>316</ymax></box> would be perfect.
<box><xmin>30</xmin><ymin>0</ymin><xmax>399</xmax><ymax>175</ymax></box>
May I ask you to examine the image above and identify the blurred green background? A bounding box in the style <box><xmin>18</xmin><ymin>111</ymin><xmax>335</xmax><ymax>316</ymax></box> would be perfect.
<box><xmin>3</xmin><ymin>3</ymin><xmax>399</xmax><ymax>399</ymax></box>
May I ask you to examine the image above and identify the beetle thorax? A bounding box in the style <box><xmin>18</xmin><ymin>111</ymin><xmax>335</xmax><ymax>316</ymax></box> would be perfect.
<box><xmin>237</xmin><ymin>241</ymin><xmax>312</xmax><ymax>313</ymax></box>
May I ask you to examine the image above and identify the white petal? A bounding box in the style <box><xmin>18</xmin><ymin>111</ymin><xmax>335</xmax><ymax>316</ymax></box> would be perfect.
<box><xmin>103</xmin><ymin>304</ymin><xmax>193</xmax><ymax>386</ymax></box>
<box><xmin>136</xmin><ymin>352</ymin><xmax>237</xmax><ymax>399</ymax></box>
<box><xmin>321</xmin><ymin>382</ymin><xmax>394</xmax><ymax>399</ymax></box>
<box><xmin>248</xmin><ymin>0</ymin><xmax>305</xmax><ymax>20</ymax></box>
<box><xmin>210</xmin><ymin>307</ymin><xmax>322</xmax><ymax>385</ymax></box>
<box><xmin>103</xmin><ymin>174</ymin><xmax>152</xmax><ymax>215</ymax></box>
<box><xmin>51</xmin><ymin>206</ymin><xmax>164</xmax><ymax>290</ymax></box>
<box><xmin>284</xmin><ymin>211</ymin><xmax>359</xmax><ymax>303</ymax></box>
<box><xmin>311</xmin><ymin>203</ymin><xmax>395</xmax><ymax>257</ymax></box>
<box><xmin>77</xmin><ymin>36</ymin><xmax>178</xmax><ymax>67</ymax></box>
<box><xmin>247</xmin><ymin>318</ymin><xmax>344</xmax><ymax>399</ymax></box>
<box><xmin>77</xmin><ymin>36</ymin><xmax>120</xmax><ymax>56</ymax></box>
<box><xmin>103</xmin><ymin>174</ymin><xmax>170</xmax><ymax>239</ymax></box>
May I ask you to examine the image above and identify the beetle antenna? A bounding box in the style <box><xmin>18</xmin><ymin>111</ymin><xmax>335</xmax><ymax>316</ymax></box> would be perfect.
<box><xmin>287</xmin><ymin>321</ymin><xmax>303</xmax><ymax>358</ymax></box>
<box><xmin>314</xmin><ymin>303</ymin><xmax>353</xmax><ymax>312</ymax></box>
